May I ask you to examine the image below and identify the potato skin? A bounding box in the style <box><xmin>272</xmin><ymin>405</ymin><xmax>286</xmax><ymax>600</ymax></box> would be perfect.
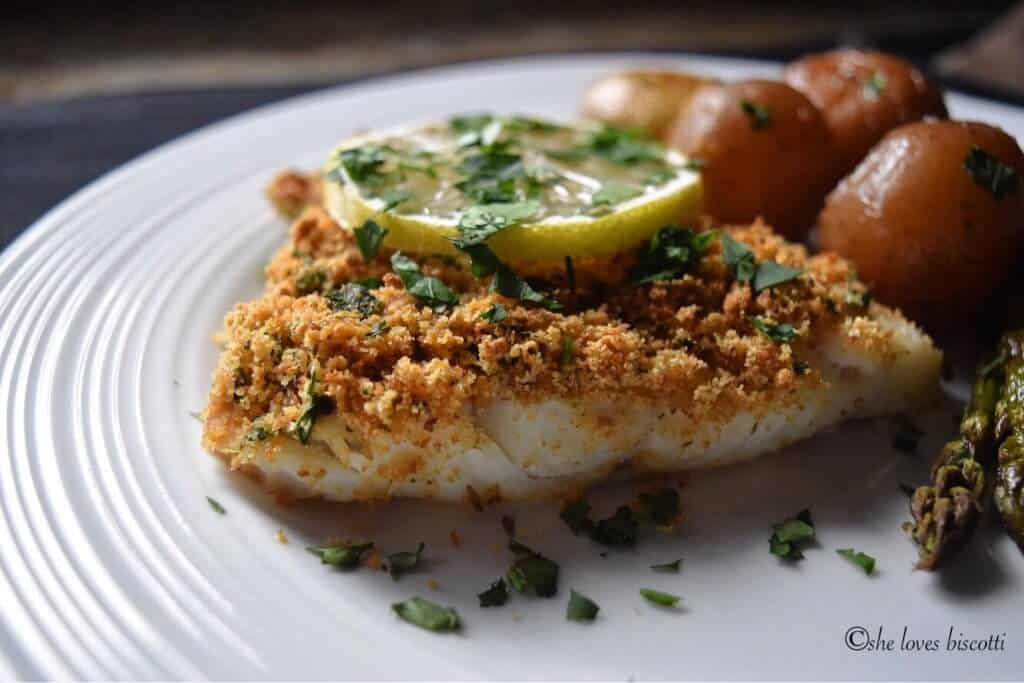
<box><xmin>785</xmin><ymin>49</ymin><xmax>947</xmax><ymax>180</ymax></box>
<box><xmin>580</xmin><ymin>69</ymin><xmax>715</xmax><ymax>139</ymax></box>
<box><xmin>665</xmin><ymin>79</ymin><xmax>835</xmax><ymax>240</ymax></box>
<box><xmin>818</xmin><ymin>120</ymin><xmax>1024</xmax><ymax>329</ymax></box>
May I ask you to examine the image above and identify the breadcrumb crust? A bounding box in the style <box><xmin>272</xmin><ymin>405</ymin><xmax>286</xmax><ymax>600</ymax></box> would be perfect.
<box><xmin>204</xmin><ymin>190</ymin><xmax>903</xmax><ymax>468</ymax></box>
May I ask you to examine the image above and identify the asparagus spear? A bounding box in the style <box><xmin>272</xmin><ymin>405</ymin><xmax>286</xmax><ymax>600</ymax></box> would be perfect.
<box><xmin>994</xmin><ymin>331</ymin><xmax>1024</xmax><ymax>552</ymax></box>
<box><xmin>907</xmin><ymin>355</ymin><xmax>1002</xmax><ymax>570</ymax></box>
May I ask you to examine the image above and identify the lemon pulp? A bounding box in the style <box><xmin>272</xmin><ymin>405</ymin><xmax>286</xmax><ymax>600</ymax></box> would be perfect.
<box><xmin>323</xmin><ymin>115</ymin><xmax>702</xmax><ymax>264</ymax></box>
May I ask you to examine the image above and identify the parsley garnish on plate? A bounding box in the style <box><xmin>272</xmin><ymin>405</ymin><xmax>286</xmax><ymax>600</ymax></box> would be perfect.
<box><xmin>353</xmin><ymin>219</ymin><xmax>389</xmax><ymax>262</ymax></box>
<box><xmin>589</xmin><ymin>506</ymin><xmax>638</xmax><ymax>548</ymax></box>
<box><xmin>453</xmin><ymin>200</ymin><xmax>540</xmax><ymax>248</ymax></box>
<box><xmin>479</xmin><ymin>303</ymin><xmax>508</xmax><ymax>323</ymax></box>
<box><xmin>560</xmin><ymin>498</ymin><xmax>592</xmax><ymax>535</ymax></box>
<box><xmin>206</xmin><ymin>496</ymin><xmax>226</xmax><ymax>514</ymax></box>
<box><xmin>837</xmin><ymin>548</ymin><xmax>877</xmax><ymax>575</ymax></box>
<box><xmin>307</xmin><ymin>541</ymin><xmax>374</xmax><ymax>569</ymax></box>
<box><xmin>628</xmin><ymin>226</ymin><xmax>716</xmax><ymax>285</ymax></box>
<box><xmin>339</xmin><ymin>144</ymin><xmax>391</xmax><ymax>183</ymax></box>
<box><xmin>560</xmin><ymin>335</ymin><xmax>575</xmax><ymax>369</ymax></box>
<box><xmin>478</xmin><ymin>578</ymin><xmax>509</xmax><ymax>607</ymax></box>
<box><xmin>640</xmin><ymin>588</ymin><xmax>681</xmax><ymax>607</ymax></box>
<box><xmin>963</xmin><ymin>145</ymin><xmax>1020</xmax><ymax>200</ymax></box>
<box><xmin>387</xmin><ymin>542</ymin><xmax>425</xmax><ymax>580</ymax></box>
<box><xmin>651</xmin><ymin>559</ymin><xmax>682</xmax><ymax>572</ymax></box>
<box><xmin>288</xmin><ymin>360</ymin><xmax>331</xmax><ymax>444</ymax></box>
<box><xmin>582</xmin><ymin>125</ymin><xmax>666</xmax><ymax>165</ymax></box>
<box><xmin>753</xmin><ymin>260</ymin><xmax>804</xmax><ymax>292</ymax></box>
<box><xmin>506</xmin><ymin>540</ymin><xmax>559</xmax><ymax>597</ymax></box>
<box><xmin>325</xmin><ymin>282</ymin><xmax>381</xmax><ymax>318</ymax></box>
<box><xmin>749</xmin><ymin>316</ymin><xmax>798</xmax><ymax>344</ymax></box>
<box><xmin>720</xmin><ymin>232</ymin><xmax>802</xmax><ymax>291</ymax></box>
<box><xmin>392</xmin><ymin>597</ymin><xmax>460</xmax><ymax>632</ymax></box>
<box><xmin>740</xmin><ymin>100</ymin><xmax>773</xmax><ymax>129</ymax></box>
<box><xmin>380</xmin><ymin>189</ymin><xmax>413</xmax><ymax>211</ymax></box>
<box><xmin>390</xmin><ymin>252</ymin><xmax>458</xmax><ymax>312</ymax></box>
<box><xmin>589</xmin><ymin>182</ymin><xmax>641</xmax><ymax>213</ymax></box>
<box><xmin>769</xmin><ymin>509</ymin><xmax>815</xmax><ymax>560</ymax></box>
<box><xmin>566</xmin><ymin>590</ymin><xmax>600</xmax><ymax>621</ymax></box>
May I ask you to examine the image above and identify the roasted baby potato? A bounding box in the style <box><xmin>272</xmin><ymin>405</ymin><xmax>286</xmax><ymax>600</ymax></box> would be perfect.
<box><xmin>665</xmin><ymin>79</ymin><xmax>835</xmax><ymax>240</ymax></box>
<box><xmin>581</xmin><ymin>69</ymin><xmax>715</xmax><ymax>139</ymax></box>
<box><xmin>785</xmin><ymin>49</ymin><xmax>947</xmax><ymax>180</ymax></box>
<box><xmin>818</xmin><ymin>120</ymin><xmax>1024</xmax><ymax>329</ymax></box>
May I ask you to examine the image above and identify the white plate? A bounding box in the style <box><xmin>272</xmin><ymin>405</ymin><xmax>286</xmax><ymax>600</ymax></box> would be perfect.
<box><xmin>2</xmin><ymin>53</ymin><xmax>1022</xmax><ymax>681</ymax></box>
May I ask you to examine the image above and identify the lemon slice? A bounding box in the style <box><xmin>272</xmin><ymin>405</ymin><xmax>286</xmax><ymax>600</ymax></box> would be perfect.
<box><xmin>322</xmin><ymin>116</ymin><xmax>702</xmax><ymax>264</ymax></box>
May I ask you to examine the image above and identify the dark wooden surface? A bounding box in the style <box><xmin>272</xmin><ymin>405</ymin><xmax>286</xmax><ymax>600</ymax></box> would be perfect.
<box><xmin>2</xmin><ymin>1</ymin><xmax>1021</xmax><ymax>250</ymax></box>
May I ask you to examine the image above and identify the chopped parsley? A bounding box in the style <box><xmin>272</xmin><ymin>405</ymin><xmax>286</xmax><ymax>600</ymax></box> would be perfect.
<box><xmin>390</xmin><ymin>252</ymin><xmax>458</xmax><ymax>311</ymax></box>
<box><xmin>560</xmin><ymin>335</ymin><xmax>575</xmax><ymax>369</ymax></box>
<box><xmin>455</xmin><ymin>151</ymin><xmax>524</xmax><ymax>203</ymax></box>
<box><xmin>288</xmin><ymin>361</ymin><xmax>331</xmax><ymax>444</ymax></box>
<box><xmin>325</xmin><ymin>282</ymin><xmax>381</xmax><ymax>317</ymax></box>
<box><xmin>582</xmin><ymin>124</ymin><xmax>666</xmax><ymax>165</ymax></box>
<box><xmin>449</xmin><ymin>112</ymin><xmax>495</xmax><ymax>134</ymax></box>
<box><xmin>453</xmin><ymin>200</ymin><xmax>539</xmax><ymax>248</ymax></box>
<box><xmin>640</xmin><ymin>588</ymin><xmax>681</xmax><ymax>607</ymax></box>
<box><xmin>480</xmin><ymin>302</ymin><xmax>508</xmax><ymax>323</ymax></box>
<box><xmin>560</xmin><ymin>498</ymin><xmax>592</xmax><ymax>535</ymax></box>
<box><xmin>380</xmin><ymin>189</ymin><xmax>413</xmax><ymax>211</ymax></box>
<box><xmin>628</xmin><ymin>226</ymin><xmax>716</xmax><ymax>285</ymax></box>
<box><xmin>294</xmin><ymin>266</ymin><xmax>327</xmax><ymax>295</ymax></box>
<box><xmin>387</xmin><ymin>542</ymin><xmax>425</xmax><ymax>580</ymax></box>
<box><xmin>392</xmin><ymin>597</ymin><xmax>460</xmax><ymax>632</ymax></box>
<box><xmin>837</xmin><ymin>548</ymin><xmax>877</xmax><ymax>575</ymax></box>
<box><xmin>964</xmin><ymin>145</ymin><xmax>1020</xmax><ymax>200</ymax></box>
<box><xmin>206</xmin><ymin>497</ymin><xmax>226</xmax><ymax>514</ymax></box>
<box><xmin>367</xmin><ymin>320</ymin><xmax>388</xmax><ymax>338</ymax></box>
<box><xmin>720</xmin><ymin>232</ymin><xmax>802</xmax><ymax>291</ymax></box>
<box><xmin>651</xmin><ymin>559</ymin><xmax>682</xmax><ymax>573</ymax></box>
<box><xmin>589</xmin><ymin>505</ymin><xmax>638</xmax><ymax>548</ymax></box>
<box><xmin>339</xmin><ymin>144</ymin><xmax>391</xmax><ymax>183</ymax></box>
<box><xmin>769</xmin><ymin>509</ymin><xmax>815</xmax><ymax>560</ymax></box>
<box><xmin>749</xmin><ymin>316</ymin><xmax>798</xmax><ymax>344</ymax></box>
<box><xmin>353</xmin><ymin>219</ymin><xmax>389</xmax><ymax>262</ymax></box>
<box><xmin>646</xmin><ymin>168</ymin><xmax>678</xmax><ymax>185</ymax></box>
<box><xmin>740</xmin><ymin>100</ymin><xmax>773</xmax><ymax>129</ymax></box>
<box><xmin>589</xmin><ymin>181</ymin><xmax>641</xmax><ymax>213</ymax></box>
<box><xmin>566</xmin><ymin>590</ymin><xmax>600</xmax><ymax>621</ymax></box>
<box><xmin>478</xmin><ymin>578</ymin><xmax>509</xmax><ymax>607</ymax></box>
<box><xmin>506</xmin><ymin>540</ymin><xmax>559</xmax><ymax>597</ymax></box>
<box><xmin>720</xmin><ymin>232</ymin><xmax>757</xmax><ymax>284</ymax></box>
<box><xmin>307</xmin><ymin>541</ymin><xmax>374</xmax><ymax>569</ymax></box>
<box><xmin>863</xmin><ymin>72</ymin><xmax>888</xmax><ymax>97</ymax></box>
<box><xmin>491</xmin><ymin>262</ymin><xmax>562</xmax><ymax>310</ymax></box>
<box><xmin>890</xmin><ymin>415</ymin><xmax>923</xmax><ymax>454</ymax></box>
<box><xmin>753</xmin><ymin>260</ymin><xmax>804</xmax><ymax>292</ymax></box>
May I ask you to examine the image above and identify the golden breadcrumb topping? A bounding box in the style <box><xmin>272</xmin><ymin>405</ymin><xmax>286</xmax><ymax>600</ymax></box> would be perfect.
<box><xmin>204</xmin><ymin>198</ymin><xmax>891</xmax><ymax>455</ymax></box>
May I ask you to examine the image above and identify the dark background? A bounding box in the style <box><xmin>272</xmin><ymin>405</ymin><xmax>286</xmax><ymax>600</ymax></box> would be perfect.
<box><xmin>2</xmin><ymin>0</ymin><xmax>1021</xmax><ymax>250</ymax></box>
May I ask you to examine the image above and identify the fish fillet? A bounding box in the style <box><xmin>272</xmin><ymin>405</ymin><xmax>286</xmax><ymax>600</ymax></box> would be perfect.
<box><xmin>202</xmin><ymin>206</ymin><xmax>941</xmax><ymax>503</ymax></box>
